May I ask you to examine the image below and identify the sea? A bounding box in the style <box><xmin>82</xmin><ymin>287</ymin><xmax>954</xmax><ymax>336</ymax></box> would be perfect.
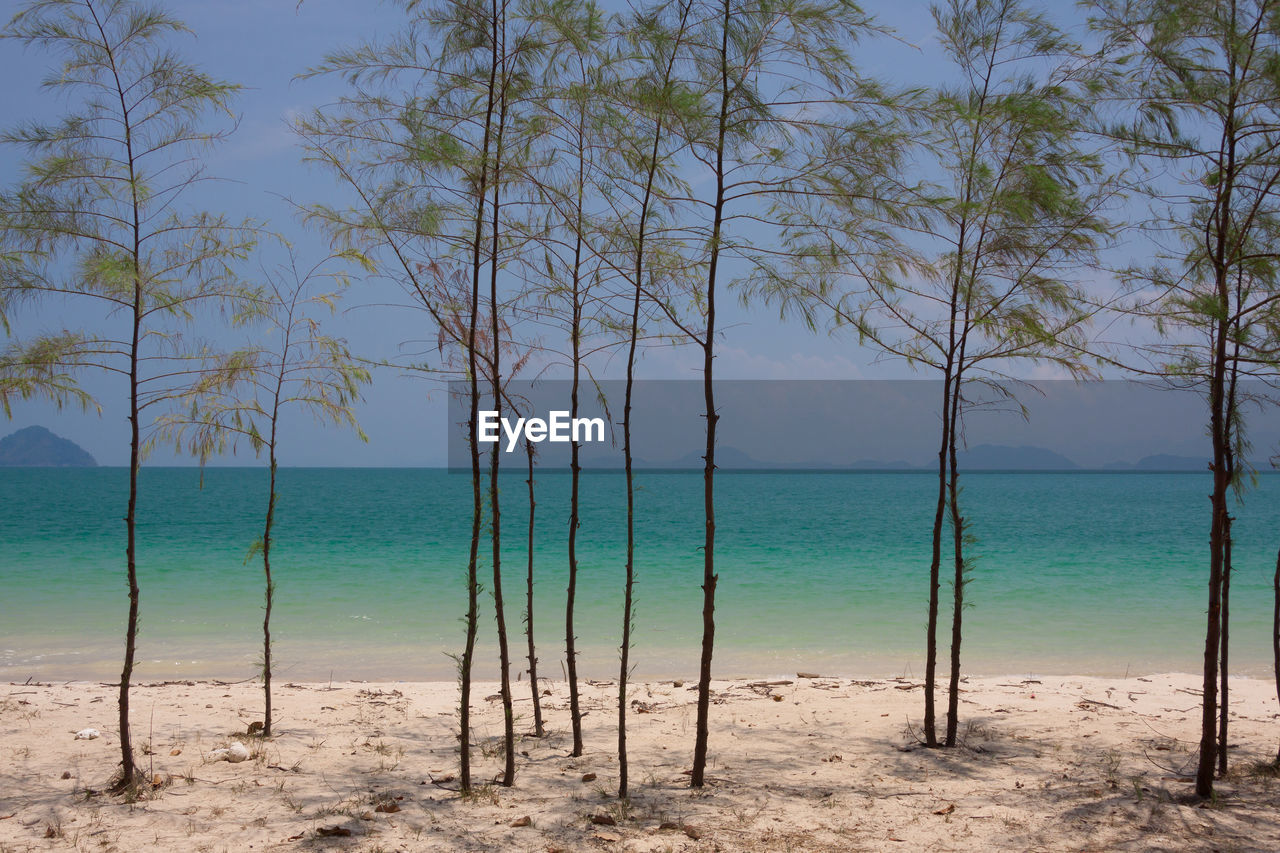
<box><xmin>3</xmin><ymin>467</ymin><xmax>1278</xmax><ymax>682</ymax></box>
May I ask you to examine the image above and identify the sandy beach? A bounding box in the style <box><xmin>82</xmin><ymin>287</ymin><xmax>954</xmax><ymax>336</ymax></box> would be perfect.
<box><xmin>3</xmin><ymin>673</ymin><xmax>1279</xmax><ymax>851</ymax></box>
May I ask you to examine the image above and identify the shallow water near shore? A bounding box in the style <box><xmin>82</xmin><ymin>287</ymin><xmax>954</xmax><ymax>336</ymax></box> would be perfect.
<box><xmin>3</xmin><ymin>467</ymin><xmax>1279</xmax><ymax>682</ymax></box>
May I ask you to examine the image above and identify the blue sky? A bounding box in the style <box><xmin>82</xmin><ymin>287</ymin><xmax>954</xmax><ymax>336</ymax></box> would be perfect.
<box><xmin>0</xmin><ymin>1</ymin><xmax>1131</xmax><ymax>466</ymax></box>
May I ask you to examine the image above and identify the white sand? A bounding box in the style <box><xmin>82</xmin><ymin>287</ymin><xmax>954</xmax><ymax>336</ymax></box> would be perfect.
<box><xmin>3</xmin><ymin>673</ymin><xmax>1279</xmax><ymax>851</ymax></box>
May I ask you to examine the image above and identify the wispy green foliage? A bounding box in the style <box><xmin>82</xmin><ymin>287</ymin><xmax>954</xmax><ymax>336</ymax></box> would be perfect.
<box><xmin>908</xmin><ymin>0</ymin><xmax>1110</xmax><ymax>750</ymax></box>
<box><xmin>521</xmin><ymin>0</ymin><xmax>619</xmax><ymax>762</ymax></box>
<box><xmin>856</xmin><ymin>0</ymin><xmax>1110</xmax><ymax>379</ymax></box>
<box><xmin>0</xmin><ymin>0</ymin><xmax>254</xmax><ymax>791</ymax></box>
<box><xmin>755</xmin><ymin>0</ymin><xmax>1111</xmax><ymax>750</ymax></box>
<box><xmin>155</xmin><ymin>247</ymin><xmax>369</xmax><ymax>738</ymax></box>
<box><xmin>158</xmin><ymin>249</ymin><xmax>370</xmax><ymax>465</ymax></box>
<box><xmin>300</xmin><ymin>0</ymin><xmax>545</xmax><ymax>793</ymax></box>
<box><xmin>641</xmin><ymin>0</ymin><xmax>899</xmax><ymax>789</ymax></box>
<box><xmin>1088</xmin><ymin>0</ymin><xmax>1280</xmax><ymax>798</ymax></box>
<box><xmin>600</xmin><ymin>0</ymin><xmax>698</xmax><ymax>800</ymax></box>
<box><xmin>0</xmin><ymin>0</ymin><xmax>254</xmax><ymax>415</ymax></box>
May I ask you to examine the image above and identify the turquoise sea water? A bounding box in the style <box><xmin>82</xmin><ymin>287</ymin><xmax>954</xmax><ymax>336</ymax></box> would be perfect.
<box><xmin>2</xmin><ymin>468</ymin><xmax>1278</xmax><ymax>682</ymax></box>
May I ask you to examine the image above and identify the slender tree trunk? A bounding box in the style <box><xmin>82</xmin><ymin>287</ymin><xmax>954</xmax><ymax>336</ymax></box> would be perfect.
<box><xmin>619</xmin><ymin>349</ymin><xmax>637</xmax><ymax>796</ymax></box>
<box><xmin>525</xmin><ymin>440</ymin><xmax>544</xmax><ymax>738</ymax></box>
<box><xmin>1196</xmin><ymin>303</ymin><xmax>1230</xmax><ymax>799</ymax></box>
<box><xmin>489</xmin><ymin>59</ymin><xmax>516</xmax><ymax>787</ymax></box>
<box><xmin>459</xmin><ymin>0</ymin><xmax>500</xmax><ymax>786</ymax></box>
<box><xmin>1218</xmin><ymin>303</ymin><xmax>1242</xmax><ymax>777</ymax></box>
<box><xmin>262</xmin><ymin>455</ymin><xmax>277</xmax><ymax>737</ymax></box>
<box><xmin>926</xmin><ymin>202</ymin><xmax>970</xmax><ymax>751</ymax></box>
<box><xmin>1218</xmin><ymin>511</ymin><xmax>1232</xmax><ymax>775</ymax></box>
<box><xmin>945</xmin><ymin>265</ymin><xmax>975</xmax><ymax>747</ymax></box>
<box><xmin>564</xmin><ymin>368</ymin><xmax>585</xmax><ymax>754</ymax></box>
<box><xmin>619</xmin><ymin>153</ymin><xmax>655</xmax><ymax>798</ymax></box>
<box><xmin>1217</xmin><ymin>343</ymin><xmax>1236</xmax><ymax>778</ymax></box>
<box><xmin>565</xmin><ymin>122</ymin><xmax>588</xmax><ymax>758</ymax></box>
<box><xmin>113</xmin><ymin>51</ymin><xmax>145</xmax><ymax>790</ymax></box>
<box><xmin>460</xmin><ymin>346</ymin><xmax>484</xmax><ymax>794</ymax></box>
<box><xmin>116</xmin><ymin>290</ymin><xmax>142</xmax><ymax>791</ymax></box>
<box><xmin>459</xmin><ymin>0</ymin><xmax>504</xmax><ymax>793</ymax></box>
<box><xmin>618</xmin><ymin>5</ymin><xmax>688</xmax><ymax>797</ymax></box>
<box><xmin>460</xmin><ymin>307</ymin><xmax>483</xmax><ymax>794</ymax></box>
<box><xmin>924</xmin><ymin>371</ymin><xmax>952</xmax><ymax>748</ymax></box>
<box><xmin>1195</xmin><ymin>88</ymin><xmax>1239</xmax><ymax>793</ymax></box>
<box><xmin>1194</xmin><ymin>56</ymin><xmax>1243</xmax><ymax>796</ymax></box>
<box><xmin>618</xmin><ymin>45</ymin><xmax>681</xmax><ymax>792</ymax></box>
<box><xmin>1273</xmin><ymin>547</ymin><xmax>1280</xmax><ymax>765</ymax></box>
<box><xmin>690</xmin><ymin>0</ymin><xmax>729</xmax><ymax>789</ymax></box>
<box><xmin>944</xmin><ymin>375</ymin><xmax>964</xmax><ymax>748</ymax></box>
<box><xmin>489</xmin><ymin>403</ymin><xmax>515</xmax><ymax>786</ymax></box>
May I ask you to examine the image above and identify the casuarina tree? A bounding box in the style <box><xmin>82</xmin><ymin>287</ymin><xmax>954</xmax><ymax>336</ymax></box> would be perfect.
<box><xmin>0</xmin><ymin>0</ymin><xmax>253</xmax><ymax>791</ymax></box>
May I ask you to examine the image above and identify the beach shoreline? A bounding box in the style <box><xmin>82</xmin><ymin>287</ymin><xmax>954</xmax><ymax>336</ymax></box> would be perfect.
<box><xmin>4</xmin><ymin>673</ymin><xmax>1279</xmax><ymax>851</ymax></box>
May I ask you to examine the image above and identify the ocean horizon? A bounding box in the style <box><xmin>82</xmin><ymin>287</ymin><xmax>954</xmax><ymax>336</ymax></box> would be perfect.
<box><xmin>4</xmin><ymin>467</ymin><xmax>1279</xmax><ymax>683</ymax></box>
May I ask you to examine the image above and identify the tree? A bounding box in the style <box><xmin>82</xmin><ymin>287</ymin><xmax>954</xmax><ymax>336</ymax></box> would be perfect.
<box><xmin>480</xmin><ymin>0</ymin><xmax>540</xmax><ymax>788</ymax></box>
<box><xmin>646</xmin><ymin>0</ymin><xmax>890</xmax><ymax>787</ymax></box>
<box><xmin>522</xmin><ymin>436</ymin><xmax>545</xmax><ymax>738</ymax></box>
<box><xmin>918</xmin><ymin>0</ymin><xmax>1108</xmax><ymax>748</ymax></box>
<box><xmin>0</xmin><ymin>0</ymin><xmax>252</xmax><ymax>791</ymax></box>
<box><xmin>1088</xmin><ymin>0</ymin><xmax>1280</xmax><ymax>796</ymax></box>
<box><xmin>157</xmin><ymin>248</ymin><xmax>370</xmax><ymax>739</ymax></box>
<box><xmin>525</xmin><ymin>0</ymin><xmax>615</xmax><ymax>759</ymax></box>
<box><xmin>756</xmin><ymin>0</ymin><xmax>1109</xmax><ymax>748</ymax></box>
<box><xmin>841</xmin><ymin>0</ymin><xmax>1108</xmax><ymax>748</ymax></box>
<box><xmin>300</xmin><ymin>0</ymin><xmax>541</xmax><ymax>791</ymax></box>
<box><xmin>604</xmin><ymin>0</ymin><xmax>694</xmax><ymax>798</ymax></box>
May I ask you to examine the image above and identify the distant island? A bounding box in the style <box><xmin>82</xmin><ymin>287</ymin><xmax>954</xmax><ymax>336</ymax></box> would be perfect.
<box><xmin>1104</xmin><ymin>453</ymin><xmax>1208</xmax><ymax>471</ymax></box>
<box><xmin>954</xmin><ymin>443</ymin><xmax>1079</xmax><ymax>470</ymax></box>
<box><xmin>0</xmin><ymin>426</ymin><xmax>97</xmax><ymax>467</ymax></box>
<box><xmin>579</xmin><ymin>443</ymin><xmax>1215</xmax><ymax>471</ymax></box>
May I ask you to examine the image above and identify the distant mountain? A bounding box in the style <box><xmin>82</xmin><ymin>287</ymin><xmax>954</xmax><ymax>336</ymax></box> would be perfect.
<box><xmin>847</xmin><ymin>459</ymin><xmax>920</xmax><ymax>470</ymax></box>
<box><xmin>1104</xmin><ymin>453</ymin><xmax>1207</xmax><ymax>471</ymax></box>
<box><xmin>668</xmin><ymin>445</ymin><xmax>761</xmax><ymax>468</ymax></box>
<box><xmin>572</xmin><ymin>444</ymin><xmax>1090</xmax><ymax>471</ymax></box>
<box><xmin>0</xmin><ymin>426</ymin><xmax>97</xmax><ymax>467</ymax></box>
<box><xmin>954</xmin><ymin>444</ymin><xmax>1078</xmax><ymax>470</ymax></box>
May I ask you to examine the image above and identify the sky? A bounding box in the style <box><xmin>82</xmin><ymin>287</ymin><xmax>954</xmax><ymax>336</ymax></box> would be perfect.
<box><xmin>0</xmin><ymin>0</ymin><xmax>1237</xmax><ymax>467</ymax></box>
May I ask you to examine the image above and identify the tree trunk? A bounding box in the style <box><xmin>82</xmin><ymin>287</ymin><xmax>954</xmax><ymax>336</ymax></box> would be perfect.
<box><xmin>619</xmin><ymin>371</ymin><xmax>637</xmax><ymax>796</ymax></box>
<box><xmin>525</xmin><ymin>440</ymin><xmax>544</xmax><ymax>738</ymax></box>
<box><xmin>690</xmin><ymin>0</ymin><xmax>729</xmax><ymax>789</ymax></box>
<box><xmin>458</xmin><ymin>0</ymin><xmax>500</xmax><ymax>794</ymax></box>
<box><xmin>460</xmin><ymin>318</ymin><xmax>483</xmax><ymax>794</ymax></box>
<box><xmin>565</xmin><ymin>288</ymin><xmax>584</xmax><ymax>760</ymax></box>
<box><xmin>489</xmin><ymin>66</ymin><xmax>515</xmax><ymax>786</ymax></box>
<box><xmin>618</xmin><ymin>229</ymin><xmax>644</xmax><ymax>799</ymax></box>
<box><xmin>489</xmin><ymin>421</ymin><xmax>515</xmax><ymax>785</ymax></box>
<box><xmin>944</xmin><ymin>383</ymin><xmax>965</xmax><ymax>748</ymax></box>
<box><xmin>945</xmin><ymin>281</ymin><xmax>973</xmax><ymax>747</ymax></box>
<box><xmin>262</xmin><ymin>456</ymin><xmax>277</xmax><ymax>737</ymax></box>
<box><xmin>1218</xmin><ymin>312</ymin><xmax>1242</xmax><ymax>777</ymax></box>
<box><xmin>564</xmin><ymin>91</ymin><xmax>590</xmax><ymax>760</ymax></box>
<box><xmin>114</xmin><ymin>292</ymin><xmax>143</xmax><ymax>792</ymax></box>
<box><xmin>1273</xmin><ymin>547</ymin><xmax>1280</xmax><ymax>765</ymax></box>
<box><xmin>113</xmin><ymin>73</ymin><xmax>147</xmax><ymax>792</ymax></box>
<box><xmin>1195</xmin><ymin>312</ymin><xmax>1230</xmax><ymax>799</ymax></box>
<box><xmin>619</xmin><ymin>76</ymin><xmax>670</xmax><ymax>797</ymax></box>
<box><xmin>1218</xmin><ymin>511</ymin><xmax>1231</xmax><ymax>776</ymax></box>
<box><xmin>924</xmin><ymin>371</ymin><xmax>952</xmax><ymax>748</ymax></box>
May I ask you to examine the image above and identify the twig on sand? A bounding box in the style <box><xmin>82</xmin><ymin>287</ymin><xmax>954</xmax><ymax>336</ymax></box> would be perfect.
<box><xmin>1079</xmin><ymin>698</ymin><xmax>1123</xmax><ymax>710</ymax></box>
